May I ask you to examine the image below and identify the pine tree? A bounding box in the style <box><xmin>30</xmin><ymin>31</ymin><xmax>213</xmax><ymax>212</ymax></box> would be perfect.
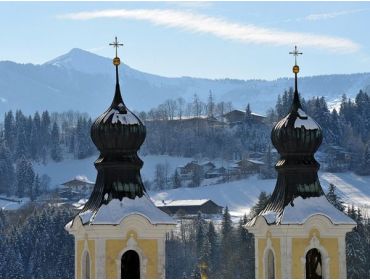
<box><xmin>50</xmin><ymin>122</ymin><xmax>63</xmax><ymax>162</ymax></box>
<box><xmin>30</xmin><ymin>112</ymin><xmax>41</xmax><ymax>160</ymax></box>
<box><xmin>0</xmin><ymin>143</ymin><xmax>15</xmax><ymax>196</ymax></box>
<box><xmin>4</xmin><ymin>110</ymin><xmax>16</xmax><ymax>153</ymax></box>
<box><xmin>245</xmin><ymin>103</ymin><xmax>252</xmax><ymax>122</ymax></box>
<box><xmin>15</xmin><ymin>156</ymin><xmax>35</xmax><ymax>198</ymax></box>
<box><xmin>326</xmin><ymin>184</ymin><xmax>345</xmax><ymax>212</ymax></box>
<box><xmin>220</xmin><ymin>206</ymin><xmax>233</xmax><ymax>278</ymax></box>
<box><xmin>206</xmin><ymin>221</ymin><xmax>218</xmax><ymax>277</ymax></box>
<box><xmin>249</xmin><ymin>191</ymin><xmax>271</xmax><ymax>218</ymax></box>
<box><xmin>172</xmin><ymin>169</ymin><xmax>182</xmax><ymax>189</ymax></box>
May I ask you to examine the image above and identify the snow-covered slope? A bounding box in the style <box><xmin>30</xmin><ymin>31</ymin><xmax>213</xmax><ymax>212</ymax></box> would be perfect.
<box><xmin>33</xmin><ymin>154</ymin><xmax>191</xmax><ymax>187</ymax></box>
<box><xmin>33</xmin><ymin>154</ymin><xmax>370</xmax><ymax>217</ymax></box>
<box><xmin>1</xmin><ymin>48</ymin><xmax>370</xmax><ymax>117</ymax></box>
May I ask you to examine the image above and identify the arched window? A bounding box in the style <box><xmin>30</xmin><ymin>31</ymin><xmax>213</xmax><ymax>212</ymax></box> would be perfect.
<box><xmin>121</xmin><ymin>250</ymin><xmax>140</xmax><ymax>279</ymax></box>
<box><xmin>306</xmin><ymin>248</ymin><xmax>322</xmax><ymax>279</ymax></box>
<box><xmin>82</xmin><ymin>251</ymin><xmax>90</xmax><ymax>279</ymax></box>
<box><xmin>265</xmin><ymin>249</ymin><xmax>275</xmax><ymax>279</ymax></box>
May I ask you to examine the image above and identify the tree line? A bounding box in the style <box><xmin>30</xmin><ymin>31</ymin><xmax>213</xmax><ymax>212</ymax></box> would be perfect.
<box><xmin>0</xmin><ymin>110</ymin><xmax>96</xmax><ymax>198</ymax></box>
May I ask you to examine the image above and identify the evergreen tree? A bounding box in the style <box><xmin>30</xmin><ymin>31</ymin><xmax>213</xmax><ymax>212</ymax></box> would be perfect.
<box><xmin>207</xmin><ymin>91</ymin><xmax>215</xmax><ymax>118</ymax></box>
<box><xmin>172</xmin><ymin>169</ymin><xmax>182</xmax><ymax>189</ymax></box>
<box><xmin>15</xmin><ymin>156</ymin><xmax>35</xmax><ymax>198</ymax></box>
<box><xmin>326</xmin><ymin>184</ymin><xmax>345</xmax><ymax>212</ymax></box>
<box><xmin>245</xmin><ymin>103</ymin><xmax>252</xmax><ymax>122</ymax></box>
<box><xmin>220</xmin><ymin>206</ymin><xmax>233</xmax><ymax>278</ymax></box>
<box><xmin>206</xmin><ymin>221</ymin><xmax>218</xmax><ymax>277</ymax></box>
<box><xmin>30</xmin><ymin>112</ymin><xmax>41</xmax><ymax>160</ymax></box>
<box><xmin>249</xmin><ymin>191</ymin><xmax>271</xmax><ymax>218</ymax></box>
<box><xmin>0</xmin><ymin>143</ymin><xmax>15</xmax><ymax>196</ymax></box>
<box><xmin>4</xmin><ymin>110</ymin><xmax>16</xmax><ymax>153</ymax></box>
<box><xmin>50</xmin><ymin>122</ymin><xmax>63</xmax><ymax>162</ymax></box>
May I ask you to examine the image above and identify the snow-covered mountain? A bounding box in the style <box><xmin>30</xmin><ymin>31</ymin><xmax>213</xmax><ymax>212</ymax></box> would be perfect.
<box><xmin>1</xmin><ymin>48</ymin><xmax>370</xmax><ymax>117</ymax></box>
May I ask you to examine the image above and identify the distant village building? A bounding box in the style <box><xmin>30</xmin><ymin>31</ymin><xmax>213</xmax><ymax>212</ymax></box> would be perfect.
<box><xmin>57</xmin><ymin>176</ymin><xmax>94</xmax><ymax>201</ymax></box>
<box><xmin>223</xmin><ymin>109</ymin><xmax>266</xmax><ymax>125</ymax></box>
<box><xmin>155</xmin><ymin>199</ymin><xmax>223</xmax><ymax>216</ymax></box>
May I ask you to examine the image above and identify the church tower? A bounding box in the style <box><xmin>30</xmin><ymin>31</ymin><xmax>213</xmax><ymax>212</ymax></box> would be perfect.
<box><xmin>246</xmin><ymin>47</ymin><xmax>356</xmax><ymax>279</ymax></box>
<box><xmin>66</xmin><ymin>38</ymin><xmax>176</xmax><ymax>279</ymax></box>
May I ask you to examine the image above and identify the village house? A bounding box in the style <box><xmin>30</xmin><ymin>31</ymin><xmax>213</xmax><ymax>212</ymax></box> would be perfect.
<box><xmin>155</xmin><ymin>199</ymin><xmax>223</xmax><ymax>216</ymax></box>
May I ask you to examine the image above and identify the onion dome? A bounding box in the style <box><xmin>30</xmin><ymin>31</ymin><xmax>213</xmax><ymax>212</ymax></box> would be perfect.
<box><xmin>271</xmin><ymin>80</ymin><xmax>323</xmax><ymax>158</ymax></box>
<box><xmin>248</xmin><ymin>46</ymin><xmax>326</xmax><ymax>226</ymax></box>
<box><xmin>80</xmin><ymin>37</ymin><xmax>147</xmax><ymax>219</ymax></box>
<box><xmin>91</xmin><ymin>66</ymin><xmax>146</xmax><ymax>157</ymax></box>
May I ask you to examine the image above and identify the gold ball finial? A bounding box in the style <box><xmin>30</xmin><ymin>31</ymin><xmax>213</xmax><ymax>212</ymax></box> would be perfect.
<box><xmin>113</xmin><ymin>57</ymin><xmax>121</xmax><ymax>66</ymax></box>
<box><xmin>293</xmin><ymin>65</ymin><xmax>300</xmax><ymax>74</ymax></box>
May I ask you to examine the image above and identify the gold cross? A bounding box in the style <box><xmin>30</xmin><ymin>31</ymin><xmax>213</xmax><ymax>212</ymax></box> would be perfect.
<box><xmin>109</xmin><ymin>36</ymin><xmax>124</xmax><ymax>58</ymax></box>
<box><xmin>289</xmin><ymin>45</ymin><xmax>302</xmax><ymax>66</ymax></box>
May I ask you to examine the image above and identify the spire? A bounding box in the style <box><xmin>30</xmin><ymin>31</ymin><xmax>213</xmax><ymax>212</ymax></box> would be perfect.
<box><xmin>109</xmin><ymin>37</ymin><xmax>126</xmax><ymax>111</ymax></box>
<box><xmin>289</xmin><ymin>45</ymin><xmax>303</xmax><ymax>110</ymax></box>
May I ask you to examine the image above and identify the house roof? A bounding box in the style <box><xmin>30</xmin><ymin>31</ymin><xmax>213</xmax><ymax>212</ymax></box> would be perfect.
<box><xmin>155</xmin><ymin>199</ymin><xmax>220</xmax><ymax>207</ymax></box>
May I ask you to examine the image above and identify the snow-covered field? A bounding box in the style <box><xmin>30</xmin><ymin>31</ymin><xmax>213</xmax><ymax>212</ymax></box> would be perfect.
<box><xmin>33</xmin><ymin>154</ymin><xmax>191</xmax><ymax>187</ymax></box>
<box><xmin>33</xmin><ymin>154</ymin><xmax>370</xmax><ymax>217</ymax></box>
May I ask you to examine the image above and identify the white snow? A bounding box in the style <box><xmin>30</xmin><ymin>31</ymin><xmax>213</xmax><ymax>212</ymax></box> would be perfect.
<box><xmin>78</xmin><ymin>195</ymin><xmax>175</xmax><ymax>225</ymax></box>
<box><xmin>262</xmin><ymin>211</ymin><xmax>278</xmax><ymax>224</ymax></box>
<box><xmin>33</xmin><ymin>154</ymin><xmax>191</xmax><ymax>188</ymax></box>
<box><xmin>151</xmin><ymin>175</ymin><xmax>276</xmax><ymax>216</ymax></box>
<box><xmin>74</xmin><ymin>175</ymin><xmax>94</xmax><ymax>184</ymax></box>
<box><xmin>0</xmin><ymin>196</ymin><xmax>30</xmax><ymax>211</ymax></box>
<box><xmin>281</xmin><ymin>196</ymin><xmax>356</xmax><ymax>225</ymax></box>
<box><xmin>320</xmin><ymin>172</ymin><xmax>370</xmax><ymax>208</ymax></box>
<box><xmin>297</xmin><ymin>108</ymin><xmax>307</xmax><ymax>118</ymax></box>
<box><xmin>294</xmin><ymin>109</ymin><xmax>320</xmax><ymax>130</ymax></box>
<box><xmin>103</xmin><ymin>105</ymin><xmax>140</xmax><ymax>125</ymax></box>
<box><xmin>155</xmin><ymin>199</ymin><xmax>209</xmax><ymax>207</ymax></box>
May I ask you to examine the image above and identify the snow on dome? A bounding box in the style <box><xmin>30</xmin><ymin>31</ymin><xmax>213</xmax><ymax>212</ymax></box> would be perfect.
<box><xmin>103</xmin><ymin>106</ymin><xmax>140</xmax><ymax>125</ymax></box>
<box><xmin>262</xmin><ymin>211</ymin><xmax>278</xmax><ymax>224</ymax></box>
<box><xmin>79</xmin><ymin>195</ymin><xmax>175</xmax><ymax>225</ymax></box>
<box><xmin>280</xmin><ymin>196</ymin><xmax>356</xmax><ymax>225</ymax></box>
<box><xmin>294</xmin><ymin>109</ymin><xmax>320</xmax><ymax>130</ymax></box>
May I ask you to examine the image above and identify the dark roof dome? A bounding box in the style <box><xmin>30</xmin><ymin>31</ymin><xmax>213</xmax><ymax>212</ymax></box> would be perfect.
<box><xmin>271</xmin><ymin>92</ymin><xmax>323</xmax><ymax>157</ymax></box>
<box><xmin>91</xmin><ymin>82</ymin><xmax>146</xmax><ymax>156</ymax></box>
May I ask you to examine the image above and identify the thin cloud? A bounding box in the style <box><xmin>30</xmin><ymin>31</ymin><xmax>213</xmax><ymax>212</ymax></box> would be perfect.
<box><xmin>305</xmin><ymin>9</ymin><xmax>366</xmax><ymax>21</ymax></box>
<box><xmin>58</xmin><ymin>9</ymin><xmax>360</xmax><ymax>53</ymax></box>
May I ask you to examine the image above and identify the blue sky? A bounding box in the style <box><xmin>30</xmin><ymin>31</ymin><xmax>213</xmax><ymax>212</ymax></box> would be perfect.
<box><xmin>1</xmin><ymin>1</ymin><xmax>370</xmax><ymax>80</ymax></box>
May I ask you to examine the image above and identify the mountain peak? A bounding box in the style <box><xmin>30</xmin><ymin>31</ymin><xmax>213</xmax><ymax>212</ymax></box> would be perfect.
<box><xmin>44</xmin><ymin>48</ymin><xmax>113</xmax><ymax>75</ymax></box>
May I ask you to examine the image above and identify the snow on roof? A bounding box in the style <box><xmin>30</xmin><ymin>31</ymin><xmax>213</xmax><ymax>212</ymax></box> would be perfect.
<box><xmin>294</xmin><ymin>109</ymin><xmax>320</xmax><ymax>130</ymax></box>
<box><xmin>78</xmin><ymin>195</ymin><xmax>175</xmax><ymax>225</ymax></box>
<box><xmin>155</xmin><ymin>199</ymin><xmax>210</xmax><ymax>207</ymax></box>
<box><xmin>262</xmin><ymin>196</ymin><xmax>356</xmax><ymax>225</ymax></box>
<box><xmin>103</xmin><ymin>105</ymin><xmax>140</xmax><ymax>125</ymax></box>
<box><xmin>247</xmin><ymin>159</ymin><xmax>265</xmax><ymax>165</ymax></box>
<box><xmin>0</xmin><ymin>196</ymin><xmax>30</xmax><ymax>211</ymax></box>
<box><xmin>74</xmin><ymin>175</ymin><xmax>94</xmax><ymax>184</ymax></box>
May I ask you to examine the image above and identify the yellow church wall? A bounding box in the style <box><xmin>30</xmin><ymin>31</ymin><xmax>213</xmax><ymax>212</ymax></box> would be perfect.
<box><xmin>76</xmin><ymin>239</ymin><xmax>96</xmax><ymax>279</ymax></box>
<box><xmin>257</xmin><ymin>237</ymin><xmax>281</xmax><ymax>279</ymax></box>
<box><xmin>105</xmin><ymin>237</ymin><xmax>159</xmax><ymax>279</ymax></box>
<box><xmin>292</xmin><ymin>231</ymin><xmax>339</xmax><ymax>279</ymax></box>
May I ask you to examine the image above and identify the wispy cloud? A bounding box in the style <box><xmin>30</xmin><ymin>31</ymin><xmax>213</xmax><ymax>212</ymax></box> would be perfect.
<box><xmin>58</xmin><ymin>9</ymin><xmax>360</xmax><ymax>53</ymax></box>
<box><xmin>305</xmin><ymin>9</ymin><xmax>366</xmax><ymax>21</ymax></box>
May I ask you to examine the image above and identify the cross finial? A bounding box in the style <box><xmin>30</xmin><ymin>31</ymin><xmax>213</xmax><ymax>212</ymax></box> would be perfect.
<box><xmin>109</xmin><ymin>36</ymin><xmax>124</xmax><ymax>59</ymax></box>
<box><xmin>289</xmin><ymin>45</ymin><xmax>302</xmax><ymax>66</ymax></box>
